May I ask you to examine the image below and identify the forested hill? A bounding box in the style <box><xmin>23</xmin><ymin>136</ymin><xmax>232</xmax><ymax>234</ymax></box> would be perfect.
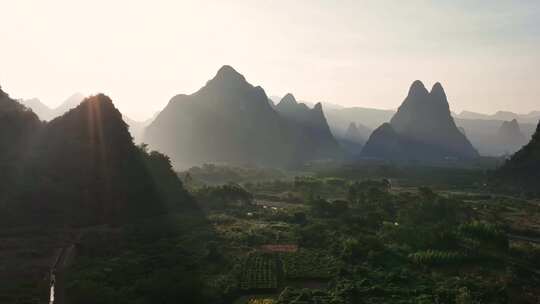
<box><xmin>0</xmin><ymin>90</ymin><xmax>193</xmax><ymax>227</ymax></box>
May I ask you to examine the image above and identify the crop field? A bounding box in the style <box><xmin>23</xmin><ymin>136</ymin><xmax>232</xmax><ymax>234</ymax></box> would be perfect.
<box><xmin>239</xmin><ymin>253</ymin><xmax>279</xmax><ymax>290</ymax></box>
<box><xmin>280</xmin><ymin>250</ymin><xmax>340</xmax><ymax>280</ymax></box>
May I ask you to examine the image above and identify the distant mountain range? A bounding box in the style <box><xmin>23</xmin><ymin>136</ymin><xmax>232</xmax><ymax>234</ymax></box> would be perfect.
<box><xmin>16</xmin><ymin>70</ymin><xmax>538</xmax><ymax>160</ymax></box>
<box><xmin>457</xmin><ymin>110</ymin><xmax>540</xmax><ymax>124</ymax></box>
<box><xmin>362</xmin><ymin>81</ymin><xmax>478</xmax><ymax>162</ymax></box>
<box><xmin>320</xmin><ymin>104</ymin><xmax>537</xmax><ymax>157</ymax></box>
<box><xmin>145</xmin><ymin>66</ymin><xmax>341</xmax><ymax>169</ymax></box>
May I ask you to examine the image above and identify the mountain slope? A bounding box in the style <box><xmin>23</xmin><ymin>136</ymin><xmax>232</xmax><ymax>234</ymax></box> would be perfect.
<box><xmin>0</xmin><ymin>87</ymin><xmax>43</xmax><ymax>199</ymax></box>
<box><xmin>362</xmin><ymin>81</ymin><xmax>478</xmax><ymax>161</ymax></box>
<box><xmin>52</xmin><ymin>93</ymin><xmax>85</xmax><ymax>117</ymax></box>
<box><xmin>495</xmin><ymin>121</ymin><xmax>540</xmax><ymax>195</ymax></box>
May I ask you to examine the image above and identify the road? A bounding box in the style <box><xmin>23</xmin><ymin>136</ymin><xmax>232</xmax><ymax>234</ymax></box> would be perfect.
<box><xmin>49</xmin><ymin>240</ymin><xmax>76</xmax><ymax>304</ymax></box>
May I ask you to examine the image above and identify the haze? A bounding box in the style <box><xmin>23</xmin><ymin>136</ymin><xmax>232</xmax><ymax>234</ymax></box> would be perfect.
<box><xmin>1</xmin><ymin>0</ymin><xmax>539</xmax><ymax>120</ymax></box>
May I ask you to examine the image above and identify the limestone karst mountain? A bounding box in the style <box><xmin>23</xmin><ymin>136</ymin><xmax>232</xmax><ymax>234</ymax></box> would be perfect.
<box><xmin>335</xmin><ymin>122</ymin><xmax>366</xmax><ymax>157</ymax></box>
<box><xmin>274</xmin><ymin>93</ymin><xmax>341</xmax><ymax>160</ymax></box>
<box><xmin>362</xmin><ymin>81</ymin><xmax>479</xmax><ymax>161</ymax></box>
<box><xmin>343</xmin><ymin>122</ymin><xmax>366</xmax><ymax>146</ymax></box>
<box><xmin>0</xmin><ymin>89</ymin><xmax>191</xmax><ymax>226</ymax></box>
<box><xmin>145</xmin><ymin>66</ymin><xmax>341</xmax><ymax>168</ymax></box>
<box><xmin>497</xmin><ymin>119</ymin><xmax>527</xmax><ymax>154</ymax></box>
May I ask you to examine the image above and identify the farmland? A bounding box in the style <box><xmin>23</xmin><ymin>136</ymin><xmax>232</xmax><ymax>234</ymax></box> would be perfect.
<box><xmin>59</xmin><ymin>164</ymin><xmax>540</xmax><ymax>303</ymax></box>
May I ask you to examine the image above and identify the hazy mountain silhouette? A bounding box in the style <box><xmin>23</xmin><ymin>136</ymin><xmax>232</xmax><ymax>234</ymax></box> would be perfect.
<box><xmin>495</xmin><ymin>121</ymin><xmax>540</xmax><ymax>195</ymax></box>
<box><xmin>0</xmin><ymin>89</ymin><xmax>192</xmax><ymax>226</ymax></box>
<box><xmin>457</xmin><ymin>110</ymin><xmax>540</xmax><ymax>124</ymax></box>
<box><xmin>53</xmin><ymin>93</ymin><xmax>85</xmax><ymax>116</ymax></box>
<box><xmin>20</xmin><ymin>98</ymin><xmax>53</xmax><ymax>120</ymax></box>
<box><xmin>21</xmin><ymin>93</ymin><xmax>85</xmax><ymax>121</ymax></box>
<box><xmin>497</xmin><ymin>119</ymin><xmax>527</xmax><ymax>154</ymax></box>
<box><xmin>274</xmin><ymin>93</ymin><xmax>341</xmax><ymax>160</ymax></box>
<box><xmin>343</xmin><ymin>122</ymin><xmax>366</xmax><ymax>146</ymax></box>
<box><xmin>122</xmin><ymin>115</ymin><xmax>155</xmax><ymax>144</ymax></box>
<box><xmin>455</xmin><ymin>118</ymin><xmax>536</xmax><ymax>156</ymax></box>
<box><xmin>362</xmin><ymin>81</ymin><xmax>478</xmax><ymax>161</ymax></box>
<box><xmin>145</xmin><ymin>66</ymin><xmax>340</xmax><ymax>168</ymax></box>
<box><xmin>324</xmin><ymin>106</ymin><xmax>394</xmax><ymax>138</ymax></box>
<box><xmin>335</xmin><ymin>122</ymin><xmax>366</xmax><ymax>157</ymax></box>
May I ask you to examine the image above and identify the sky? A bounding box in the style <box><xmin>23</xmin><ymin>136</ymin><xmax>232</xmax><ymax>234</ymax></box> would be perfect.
<box><xmin>1</xmin><ymin>0</ymin><xmax>539</xmax><ymax>121</ymax></box>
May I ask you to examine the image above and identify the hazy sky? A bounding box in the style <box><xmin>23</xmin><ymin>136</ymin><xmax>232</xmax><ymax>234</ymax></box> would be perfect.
<box><xmin>1</xmin><ymin>0</ymin><xmax>539</xmax><ymax>120</ymax></box>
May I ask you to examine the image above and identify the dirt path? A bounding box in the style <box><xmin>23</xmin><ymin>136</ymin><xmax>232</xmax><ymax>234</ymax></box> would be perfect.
<box><xmin>49</xmin><ymin>232</ymin><xmax>78</xmax><ymax>304</ymax></box>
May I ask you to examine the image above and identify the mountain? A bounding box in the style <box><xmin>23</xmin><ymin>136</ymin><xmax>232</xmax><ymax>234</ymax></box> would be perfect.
<box><xmin>343</xmin><ymin>122</ymin><xmax>366</xmax><ymax>145</ymax></box>
<box><xmin>495</xmin><ymin>121</ymin><xmax>540</xmax><ymax>196</ymax></box>
<box><xmin>0</xmin><ymin>89</ymin><xmax>191</xmax><ymax>226</ymax></box>
<box><xmin>145</xmin><ymin>66</ymin><xmax>341</xmax><ymax>169</ymax></box>
<box><xmin>362</xmin><ymin>81</ymin><xmax>478</xmax><ymax>161</ymax></box>
<box><xmin>457</xmin><ymin>110</ymin><xmax>540</xmax><ymax>125</ymax></box>
<box><xmin>320</xmin><ymin>105</ymin><xmax>538</xmax><ymax>157</ymax></box>
<box><xmin>336</xmin><ymin>122</ymin><xmax>366</xmax><ymax>157</ymax></box>
<box><xmin>274</xmin><ymin>93</ymin><xmax>341</xmax><ymax>160</ymax></box>
<box><xmin>497</xmin><ymin>119</ymin><xmax>527</xmax><ymax>154</ymax></box>
<box><xmin>455</xmin><ymin>118</ymin><xmax>536</xmax><ymax>156</ymax></box>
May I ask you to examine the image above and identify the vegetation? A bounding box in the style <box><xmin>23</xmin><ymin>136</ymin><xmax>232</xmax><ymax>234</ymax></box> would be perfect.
<box><xmin>2</xmin><ymin>83</ymin><xmax>539</xmax><ymax>303</ymax></box>
<box><xmin>280</xmin><ymin>250</ymin><xmax>340</xmax><ymax>280</ymax></box>
<box><xmin>239</xmin><ymin>253</ymin><xmax>278</xmax><ymax>290</ymax></box>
